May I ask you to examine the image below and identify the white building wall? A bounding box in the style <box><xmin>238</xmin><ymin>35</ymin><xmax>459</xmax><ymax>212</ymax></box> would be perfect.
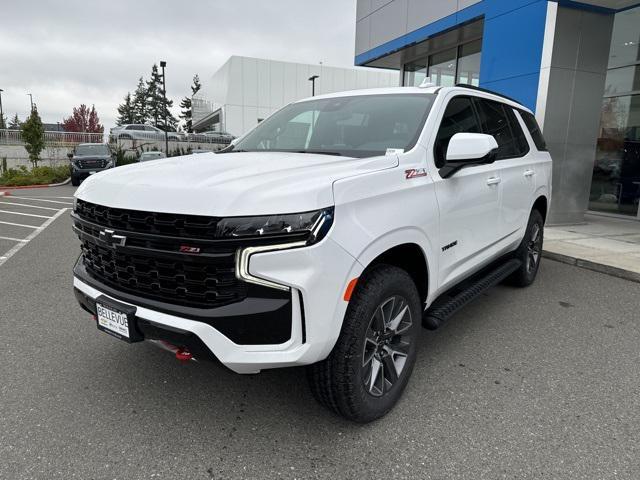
<box><xmin>193</xmin><ymin>56</ymin><xmax>398</xmax><ymax>137</ymax></box>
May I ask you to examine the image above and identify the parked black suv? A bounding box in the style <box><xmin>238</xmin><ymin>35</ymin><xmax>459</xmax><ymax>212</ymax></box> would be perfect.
<box><xmin>69</xmin><ymin>143</ymin><xmax>115</xmax><ymax>186</ymax></box>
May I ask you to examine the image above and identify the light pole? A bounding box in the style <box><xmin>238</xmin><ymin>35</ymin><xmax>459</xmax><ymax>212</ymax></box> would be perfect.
<box><xmin>308</xmin><ymin>75</ymin><xmax>319</xmax><ymax>97</ymax></box>
<box><xmin>27</xmin><ymin>93</ymin><xmax>33</xmax><ymax>113</ymax></box>
<box><xmin>160</xmin><ymin>61</ymin><xmax>169</xmax><ymax>156</ymax></box>
<box><xmin>0</xmin><ymin>89</ymin><xmax>4</xmax><ymax>129</ymax></box>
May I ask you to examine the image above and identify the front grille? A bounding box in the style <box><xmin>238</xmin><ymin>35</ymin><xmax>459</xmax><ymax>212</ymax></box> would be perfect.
<box><xmin>77</xmin><ymin>159</ymin><xmax>106</xmax><ymax>169</ymax></box>
<box><xmin>76</xmin><ymin>199</ymin><xmax>221</xmax><ymax>239</ymax></box>
<box><xmin>80</xmin><ymin>237</ymin><xmax>245</xmax><ymax>309</ymax></box>
<box><xmin>73</xmin><ymin>200</ymin><xmax>253</xmax><ymax>309</ymax></box>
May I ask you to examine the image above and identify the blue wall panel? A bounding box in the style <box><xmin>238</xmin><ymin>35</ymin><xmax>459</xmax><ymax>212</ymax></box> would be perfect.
<box><xmin>354</xmin><ymin>0</ymin><xmax>551</xmax><ymax>112</ymax></box>
<box><xmin>478</xmin><ymin>0</ymin><xmax>549</xmax><ymax>110</ymax></box>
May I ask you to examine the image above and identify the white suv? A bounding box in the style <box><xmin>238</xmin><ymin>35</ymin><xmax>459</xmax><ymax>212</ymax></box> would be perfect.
<box><xmin>72</xmin><ymin>85</ymin><xmax>551</xmax><ymax>422</ymax></box>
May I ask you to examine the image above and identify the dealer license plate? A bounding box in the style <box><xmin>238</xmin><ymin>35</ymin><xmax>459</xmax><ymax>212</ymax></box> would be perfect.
<box><xmin>95</xmin><ymin>296</ymin><xmax>141</xmax><ymax>342</ymax></box>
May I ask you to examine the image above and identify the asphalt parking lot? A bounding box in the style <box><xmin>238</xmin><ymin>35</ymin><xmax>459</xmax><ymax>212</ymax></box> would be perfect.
<box><xmin>1</xmin><ymin>185</ymin><xmax>639</xmax><ymax>479</ymax></box>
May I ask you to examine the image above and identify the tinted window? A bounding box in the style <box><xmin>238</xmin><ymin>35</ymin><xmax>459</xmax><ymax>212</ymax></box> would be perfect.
<box><xmin>475</xmin><ymin>99</ymin><xmax>528</xmax><ymax>159</ymax></box>
<box><xmin>434</xmin><ymin>96</ymin><xmax>480</xmax><ymax>166</ymax></box>
<box><xmin>233</xmin><ymin>94</ymin><xmax>436</xmax><ymax>158</ymax></box>
<box><xmin>519</xmin><ymin>110</ymin><xmax>548</xmax><ymax>151</ymax></box>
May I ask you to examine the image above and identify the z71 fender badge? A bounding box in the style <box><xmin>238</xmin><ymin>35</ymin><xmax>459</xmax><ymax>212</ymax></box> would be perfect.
<box><xmin>405</xmin><ymin>168</ymin><xmax>428</xmax><ymax>179</ymax></box>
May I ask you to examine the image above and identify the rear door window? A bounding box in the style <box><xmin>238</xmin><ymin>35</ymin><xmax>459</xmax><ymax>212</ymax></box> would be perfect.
<box><xmin>474</xmin><ymin>99</ymin><xmax>529</xmax><ymax>159</ymax></box>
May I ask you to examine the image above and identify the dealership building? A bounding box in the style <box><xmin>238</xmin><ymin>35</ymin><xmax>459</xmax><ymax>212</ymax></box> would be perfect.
<box><xmin>192</xmin><ymin>56</ymin><xmax>397</xmax><ymax>139</ymax></box>
<box><xmin>356</xmin><ymin>0</ymin><xmax>640</xmax><ymax>224</ymax></box>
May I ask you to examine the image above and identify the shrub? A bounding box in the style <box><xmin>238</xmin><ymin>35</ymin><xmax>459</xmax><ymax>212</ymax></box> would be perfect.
<box><xmin>0</xmin><ymin>165</ymin><xmax>69</xmax><ymax>186</ymax></box>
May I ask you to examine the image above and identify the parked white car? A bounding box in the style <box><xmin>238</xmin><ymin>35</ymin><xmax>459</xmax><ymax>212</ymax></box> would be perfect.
<box><xmin>72</xmin><ymin>85</ymin><xmax>551</xmax><ymax>422</ymax></box>
<box><xmin>139</xmin><ymin>151</ymin><xmax>166</xmax><ymax>162</ymax></box>
<box><xmin>110</xmin><ymin>124</ymin><xmax>181</xmax><ymax>142</ymax></box>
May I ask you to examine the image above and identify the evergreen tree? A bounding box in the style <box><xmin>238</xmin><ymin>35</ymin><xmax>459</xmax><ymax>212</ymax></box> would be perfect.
<box><xmin>132</xmin><ymin>77</ymin><xmax>148</xmax><ymax>124</ymax></box>
<box><xmin>146</xmin><ymin>64</ymin><xmax>177</xmax><ymax>131</ymax></box>
<box><xmin>180</xmin><ymin>74</ymin><xmax>201</xmax><ymax>133</ymax></box>
<box><xmin>116</xmin><ymin>93</ymin><xmax>135</xmax><ymax>125</ymax></box>
<box><xmin>146</xmin><ymin>64</ymin><xmax>163</xmax><ymax>127</ymax></box>
<box><xmin>21</xmin><ymin>106</ymin><xmax>45</xmax><ymax>168</ymax></box>
<box><xmin>0</xmin><ymin>112</ymin><xmax>6</xmax><ymax>129</ymax></box>
<box><xmin>8</xmin><ymin>113</ymin><xmax>21</xmax><ymax>130</ymax></box>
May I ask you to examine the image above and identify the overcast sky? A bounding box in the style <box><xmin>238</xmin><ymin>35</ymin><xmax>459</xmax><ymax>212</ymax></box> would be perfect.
<box><xmin>0</xmin><ymin>0</ymin><xmax>357</xmax><ymax>131</ymax></box>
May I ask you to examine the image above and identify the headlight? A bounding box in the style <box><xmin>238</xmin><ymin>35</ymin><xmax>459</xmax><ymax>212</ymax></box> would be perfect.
<box><xmin>218</xmin><ymin>208</ymin><xmax>333</xmax><ymax>245</ymax></box>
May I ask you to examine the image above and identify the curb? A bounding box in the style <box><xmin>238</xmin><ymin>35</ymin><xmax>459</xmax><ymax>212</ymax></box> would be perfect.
<box><xmin>0</xmin><ymin>177</ymin><xmax>71</xmax><ymax>191</ymax></box>
<box><xmin>543</xmin><ymin>250</ymin><xmax>640</xmax><ymax>284</ymax></box>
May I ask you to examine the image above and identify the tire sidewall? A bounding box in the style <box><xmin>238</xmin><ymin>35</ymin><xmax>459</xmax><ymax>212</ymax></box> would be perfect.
<box><xmin>344</xmin><ymin>266</ymin><xmax>422</xmax><ymax>421</ymax></box>
<box><xmin>522</xmin><ymin>210</ymin><xmax>544</xmax><ymax>284</ymax></box>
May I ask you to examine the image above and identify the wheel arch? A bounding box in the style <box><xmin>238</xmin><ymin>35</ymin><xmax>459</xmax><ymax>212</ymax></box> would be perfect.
<box><xmin>365</xmin><ymin>243</ymin><xmax>429</xmax><ymax>305</ymax></box>
<box><xmin>532</xmin><ymin>194</ymin><xmax>548</xmax><ymax>223</ymax></box>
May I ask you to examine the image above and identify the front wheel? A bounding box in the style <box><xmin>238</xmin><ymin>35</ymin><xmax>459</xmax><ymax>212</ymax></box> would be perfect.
<box><xmin>71</xmin><ymin>175</ymin><xmax>80</xmax><ymax>187</ymax></box>
<box><xmin>507</xmin><ymin>209</ymin><xmax>544</xmax><ymax>287</ymax></box>
<box><xmin>307</xmin><ymin>265</ymin><xmax>421</xmax><ymax>423</ymax></box>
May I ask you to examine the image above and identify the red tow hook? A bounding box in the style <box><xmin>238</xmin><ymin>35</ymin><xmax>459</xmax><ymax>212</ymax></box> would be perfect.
<box><xmin>175</xmin><ymin>349</ymin><xmax>193</xmax><ymax>363</ymax></box>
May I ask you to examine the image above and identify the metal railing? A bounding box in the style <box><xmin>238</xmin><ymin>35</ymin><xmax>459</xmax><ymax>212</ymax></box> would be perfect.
<box><xmin>108</xmin><ymin>132</ymin><xmax>233</xmax><ymax>145</ymax></box>
<box><xmin>0</xmin><ymin>129</ymin><xmax>105</xmax><ymax>146</ymax></box>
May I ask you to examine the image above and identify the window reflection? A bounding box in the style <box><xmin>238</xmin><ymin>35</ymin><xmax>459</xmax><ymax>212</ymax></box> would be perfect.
<box><xmin>402</xmin><ymin>40</ymin><xmax>482</xmax><ymax>87</ymax></box>
<box><xmin>590</xmin><ymin>6</ymin><xmax>640</xmax><ymax>217</ymax></box>
<box><xmin>428</xmin><ymin>48</ymin><xmax>457</xmax><ymax>87</ymax></box>
<box><xmin>456</xmin><ymin>40</ymin><xmax>482</xmax><ymax>86</ymax></box>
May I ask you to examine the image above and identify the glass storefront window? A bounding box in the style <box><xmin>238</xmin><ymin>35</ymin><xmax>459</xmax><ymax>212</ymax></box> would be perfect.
<box><xmin>403</xmin><ymin>60</ymin><xmax>428</xmax><ymax>87</ymax></box>
<box><xmin>589</xmin><ymin>95</ymin><xmax>640</xmax><ymax>216</ymax></box>
<box><xmin>402</xmin><ymin>40</ymin><xmax>481</xmax><ymax>88</ymax></box>
<box><xmin>428</xmin><ymin>48</ymin><xmax>457</xmax><ymax>87</ymax></box>
<box><xmin>605</xmin><ymin>65</ymin><xmax>640</xmax><ymax>96</ymax></box>
<box><xmin>456</xmin><ymin>40</ymin><xmax>482</xmax><ymax>86</ymax></box>
<box><xmin>589</xmin><ymin>6</ymin><xmax>640</xmax><ymax>217</ymax></box>
<box><xmin>608</xmin><ymin>7</ymin><xmax>640</xmax><ymax>69</ymax></box>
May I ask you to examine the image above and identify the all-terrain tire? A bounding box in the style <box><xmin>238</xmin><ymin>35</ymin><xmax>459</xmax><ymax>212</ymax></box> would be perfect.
<box><xmin>307</xmin><ymin>265</ymin><xmax>421</xmax><ymax>423</ymax></box>
<box><xmin>507</xmin><ymin>209</ymin><xmax>544</xmax><ymax>287</ymax></box>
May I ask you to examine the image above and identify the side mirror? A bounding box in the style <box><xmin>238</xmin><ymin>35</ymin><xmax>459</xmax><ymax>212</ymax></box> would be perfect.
<box><xmin>442</xmin><ymin>133</ymin><xmax>498</xmax><ymax>178</ymax></box>
<box><xmin>446</xmin><ymin>133</ymin><xmax>498</xmax><ymax>163</ymax></box>
<box><xmin>67</xmin><ymin>152</ymin><xmax>73</xmax><ymax>160</ymax></box>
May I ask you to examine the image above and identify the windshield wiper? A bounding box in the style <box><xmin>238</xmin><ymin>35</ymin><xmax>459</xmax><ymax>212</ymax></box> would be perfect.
<box><xmin>294</xmin><ymin>150</ymin><xmax>343</xmax><ymax>156</ymax></box>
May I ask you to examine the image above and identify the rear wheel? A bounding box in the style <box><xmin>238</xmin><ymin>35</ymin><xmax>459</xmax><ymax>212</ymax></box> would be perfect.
<box><xmin>507</xmin><ymin>209</ymin><xmax>544</xmax><ymax>287</ymax></box>
<box><xmin>307</xmin><ymin>265</ymin><xmax>421</xmax><ymax>423</ymax></box>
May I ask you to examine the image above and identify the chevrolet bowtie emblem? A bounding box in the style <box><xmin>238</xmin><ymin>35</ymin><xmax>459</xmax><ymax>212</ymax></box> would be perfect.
<box><xmin>99</xmin><ymin>229</ymin><xmax>127</xmax><ymax>248</ymax></box>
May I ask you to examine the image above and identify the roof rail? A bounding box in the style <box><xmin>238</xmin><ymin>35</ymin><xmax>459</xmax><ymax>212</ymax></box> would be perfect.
<box><xmin>454</xmin><ymin>83</ymin><xmax>522</xmax><ymax>106</ymax></box>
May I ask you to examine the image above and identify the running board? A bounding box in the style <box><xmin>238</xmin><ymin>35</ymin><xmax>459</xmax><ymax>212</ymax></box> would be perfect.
<box><xmin>423</xmin><ymin>258</ymin><xmax>522</xmax><ymax>330</ymax></box>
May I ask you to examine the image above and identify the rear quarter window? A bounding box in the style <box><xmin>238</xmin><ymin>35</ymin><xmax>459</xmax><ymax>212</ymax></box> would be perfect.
<box><xmin>519</xmin><ymin>110</ymin><xmax>548</xmax><ymax>151</ymax></box>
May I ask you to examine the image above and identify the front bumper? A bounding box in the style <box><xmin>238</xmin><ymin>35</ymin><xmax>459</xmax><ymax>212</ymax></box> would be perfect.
<box><xmin>72</xmin><ymin>237</ymin><xmax>362</xmax><ymax>374</ymax></box>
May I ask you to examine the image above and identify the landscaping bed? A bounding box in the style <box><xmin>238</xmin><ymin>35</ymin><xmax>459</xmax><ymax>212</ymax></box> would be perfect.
<box><xmin>0</xmin><ymin>165</ymin><xmax>70</xmax><ymax>187</ymax></box>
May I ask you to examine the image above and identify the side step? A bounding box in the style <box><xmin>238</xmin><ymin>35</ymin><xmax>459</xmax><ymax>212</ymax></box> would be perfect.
<box><xmin>423</xmin><ymin>258</ymin><xmax>522</xmax><ymax>330</ymax></box>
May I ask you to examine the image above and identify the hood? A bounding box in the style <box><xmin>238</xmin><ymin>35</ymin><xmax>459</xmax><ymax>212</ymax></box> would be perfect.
<box><xmin>75</xmin><ymin>151</ymin><xmax>397</xmax><ymax>216</ymax></box>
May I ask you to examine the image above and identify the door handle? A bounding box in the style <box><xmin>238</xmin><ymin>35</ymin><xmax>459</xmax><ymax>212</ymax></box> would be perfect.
<box><xmin>486</xmin><ymin>176</ymin><xmax>501</xmax><ymax>186</ymax></box>
<box><xmin>524</xmin><ymin>169</ymin><xmax>536</xmax><ymax>177</ymax></box>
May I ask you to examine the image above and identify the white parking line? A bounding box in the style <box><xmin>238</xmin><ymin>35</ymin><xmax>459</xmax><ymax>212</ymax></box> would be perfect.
<box><xmin>0</xmin><ymin>201</ymin><xmax>61</xmax><ymax>211</ymax></box>
<box><xmin>0</xmin><ymin>220</ymin><xmax>39</xmax><ymax>229</ymax></box>
<box><xmin>0</xmin><ymin>235</ymin><xmax>28</xmax><ymax>243</ymax></box>
<box><xmin>0</xmin><ymin>209</ymin><xmax>53</xmax><ymax>219</ymax></box>
<box><xmin>7</xmin><ymin>196</ymin><xmax>73</xmax><ymax>205</ymax></box>
<box><xmin>0</xmin><ymin>208</ymin><xmax>68</xmax><ymax>266</ymax></box>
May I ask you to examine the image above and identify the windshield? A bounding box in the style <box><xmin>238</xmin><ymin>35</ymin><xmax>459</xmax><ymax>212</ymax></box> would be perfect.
<box><xmin>75</xmin><ymin>145</ymin><xmax>109</xmax><ymax>156</ymax></box>
<box><xmin>232</xmin><ymin>93</ymin><xmax>435</xmax><ymax>158</ymax></box>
